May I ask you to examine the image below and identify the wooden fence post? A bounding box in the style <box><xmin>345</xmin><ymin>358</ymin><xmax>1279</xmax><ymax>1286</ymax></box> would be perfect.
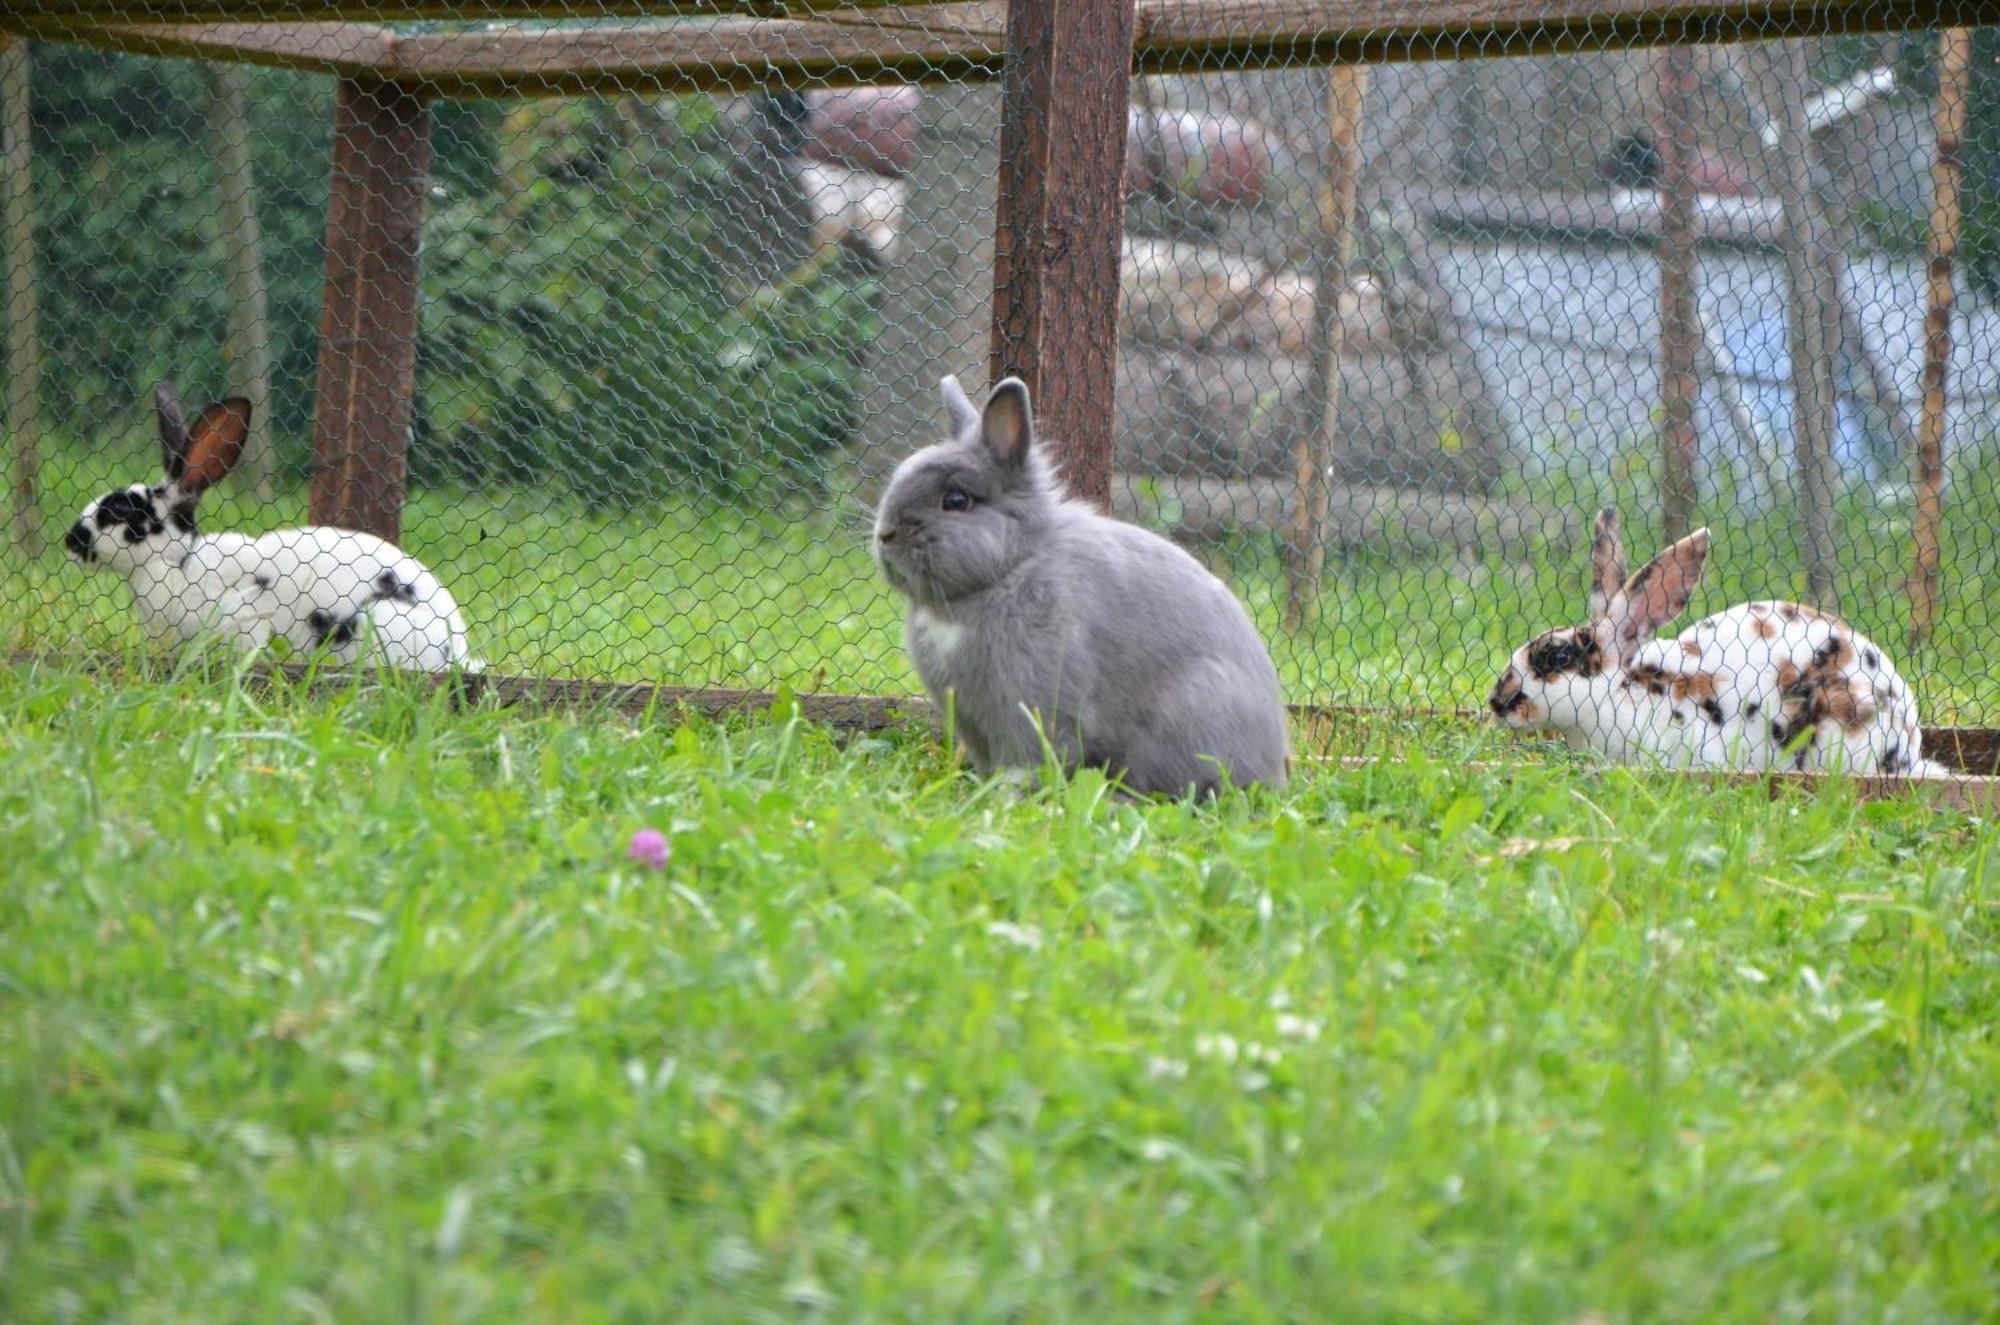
<box><xmin>854</xmin><ymin>82</ymin><xmax>1001</xmax><ymax>495</ymax></box>
<box><xmin>310</xmin><ymin>76</ymin><xmax>432</xmax><ymax>544</ymax></box>
<box><xmin>1911</xmin><ymin>28</ymin><xmax>1970</xmax><ymax>647</ymax></box>
<box><xmin>206</xmin><ymin>63</ymin><xmax>276</xmax><ymax>502</ymax></box>
<box><xmin>990</xmin><ymin>0</ymin><xmax>1136</xmax><ymax>510</ymax></box>
<box><xmin>1656</xmin><ymin>44</ymin><xmax>1699</xmax><ymax>544</ymax></box>
<box><xmin>3</xmin><ymin>37</ymin><xmax>42</xmax><ymax>557</ymax></box>
<box><xmin>1761</xmin><ymin>40</ymin><xmax>1843</xmax><ymax>609</ymax></box>
<box><xmin>1286</xmin><ymin>64</ymin><xmax>1369</xmax><ymax>629</ymax></box>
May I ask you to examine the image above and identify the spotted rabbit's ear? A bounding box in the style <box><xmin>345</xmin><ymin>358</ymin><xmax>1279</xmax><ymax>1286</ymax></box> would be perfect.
<box><xmin>1601</xmin><ymin>527</ymin><xmax>1710</xmax><ymax>664</ymax></box>
<box><xmin>178</xmin><ymin>398</ymin><xmax>252</xmax><ymax>497</ymax></box>
<box><xmin>1587</xmin><ymin>506</ymin><xmax>1626</xmax><ymax>624</ymax></box>
<box><xmin>156</xmin><ymin>382</ymin><xmax>190</xmax><ymax>483</ymax></box>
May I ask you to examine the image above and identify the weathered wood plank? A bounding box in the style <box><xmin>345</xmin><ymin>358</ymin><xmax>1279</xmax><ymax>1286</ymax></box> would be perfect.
<box><xmin>991</xmin><ymin>0</ymin><xmax>1136</xmax><ymax>509</ymax></box>
<box><xmin>2</xmin><ymin>38</ymin><xmax>41</xmax><ymax>557</ymax></box>
<box><xmin>1129</xmin><ymin>0</ymin><xmax>2000</xmax><ymax>65</ymax></box>
<box><xmin>206</xmin><ymin>62</ymin><xmax>279</xmax><ymax>500</ymax></box>
<box><xmin>1323</xmin><ymin>756</ymin><xmax>2000</xmax><ymax>813</ymax></box>
<box><xmin>1656</xmin><ymin>44</ymin><xmax>1699</xmax><ymax>544</ymax></box>
<box><xmin>9</xmin><ymin>19</ymin><xmax>396</xmax><ymax>75</ymax></box>
<box><xmin>1</xmin><ymin>1</ymin><xmax>916</xmax><ymax>21</ymax></box>
<box><xmin>16</xmin><ymin>0</ymin><xmax>2000</xmax><ymax>90</ymax></box>
<box><xmin>9</xmin><ymin>10</ymin><xmax>1004</xmax><ymax>93</ymax></box>
<box><xmin>828</xmin><ymin>2</ymin><xmax>1006</xmax><ymax>37</ymax></box>
<box><xmin>1425</xmin><ymin>183</ymin><xmax>1787</xmax><ymax>246</ymax></box>
<box><xmin>391</xmin><ymin>15</ymin><xmax>1005</xmax><ymax>96</ymax></box>
<box><xmin>1924</xmin><ymin>725</ymin><xmax>1999</xmax><ymax>775</ymax></box>
<box><xmin>1728</xmin><ymin>771</ymin><xmax>2000</xmax><ymax>811</ymax></box>
<box><xmin>9</xmin><ymin>648</ymin><xmax>1996</xmax><ymax>776</ymax></box>
<box><xmin>447</xmin><ymin>671</ymin><xmax>932</xmax><ymax>731</ymax></box>
<box><xmin>309</xmin><ymin>77</ymin><xmax>432</xmax><ymax>545</ymax></box>
<box><xmin>1910</xmin><ymin>27</ymin><xmax>1969</xmax><ymax>646</ymax></box>
<box><xmin>1286</xmin><ymin>64</ymin><xmax>1367</xmax><ymax>628</ymax></box>
<box><xmin>1757</xmin><ymin>40</ymin><xmax>1845</xmax><ymax>610</ymax></box>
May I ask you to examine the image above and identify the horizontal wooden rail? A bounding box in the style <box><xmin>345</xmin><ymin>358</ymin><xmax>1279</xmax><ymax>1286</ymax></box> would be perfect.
<box><xmin>25</xmin><ymin>19</ymin><xmax>398</xmax><ymax>76</ymax></box>
<box><xmin>10</xmin><ymin>651</ymin><xmax>1996</xmax><ymax>779</ymax></box>
<box><xmin>14</xmin><ymin>0</ymin><xmax>2000</xmax><ymax>93</ymax></box>
<box><xmin>0</xmin><ymin>0</ymin><xmax>917</xmax><ymax>21</ymax></box>
<box><xmin>1322</xmin><ymin>757</ymin><xmax>2000</xmax><ymax>815</ymax></box>
<box><xmin>391</xmin><ymin>13</ymin><xmax>1007</xmax><ymax>97</ymax></box>
<box><xmin>1131</xmin><ymin>0</ymin><xmax>2000</xmax><ymax>66</ymax></box>
<box><xmin>1</xmin><ymin>11</ymin><xmax>1008</xmax><ymax>94</ymax></box>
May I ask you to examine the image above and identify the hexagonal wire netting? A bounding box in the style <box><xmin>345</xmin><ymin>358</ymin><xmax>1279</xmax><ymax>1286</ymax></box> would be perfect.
<box><xmin>3</xmin><ymin>9</ymin><xmax>1996</xmax><ymax>763</ymax></box>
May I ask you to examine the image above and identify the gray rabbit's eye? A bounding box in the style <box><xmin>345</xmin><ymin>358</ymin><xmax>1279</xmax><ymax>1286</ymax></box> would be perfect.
<box><xmin>941</xmin><ymin>488</ymin><xmax>973</xmax><ymax>512</ymax></box>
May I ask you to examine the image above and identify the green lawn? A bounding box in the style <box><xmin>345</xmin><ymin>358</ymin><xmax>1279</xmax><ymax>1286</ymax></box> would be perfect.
<box><xmin>2</xmin><ymin>659</ymin><xmax>1995</xmax><ymax>1322</ymax></box>
<box><xmin>8</xmin><ymin>435</ymin><xmax>1999</xmax><ymax>722</ymax></box>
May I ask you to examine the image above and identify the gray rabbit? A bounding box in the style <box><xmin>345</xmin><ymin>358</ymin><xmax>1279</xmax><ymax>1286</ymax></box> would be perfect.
<box><xmin>873</xmin><ymin>374</ymin><xmax>1289</xmax><ymax>796</ymax></box>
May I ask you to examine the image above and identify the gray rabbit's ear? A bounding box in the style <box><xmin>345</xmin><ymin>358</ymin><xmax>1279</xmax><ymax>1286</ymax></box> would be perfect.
<box><xmin>940</xmin><ymin>375</ymin><xmax>981</xmax><ymax>437</ymax></box>
<box><xmin>981</xmin><ymin>377</ymin><xmax>1034</xmax><ymax>472</ymax></box>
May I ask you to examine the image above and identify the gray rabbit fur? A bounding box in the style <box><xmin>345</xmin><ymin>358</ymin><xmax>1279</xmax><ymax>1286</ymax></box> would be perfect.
<box><xmin>872</xmin><ymin>374</ymin><xmax>1289</xmax><ymax>796</ymax></box>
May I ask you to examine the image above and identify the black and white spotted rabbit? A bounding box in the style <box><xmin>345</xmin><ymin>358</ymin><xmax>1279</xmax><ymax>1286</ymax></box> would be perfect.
<box><xmin>64</xmin><ymin>383</ymin><xmax>475</xmax><ymax>671</ymax></box>
<box><xmin>1488</xmin><ymin>506</ymin><xmax>1940</xmax><ymax>775</ymax></box>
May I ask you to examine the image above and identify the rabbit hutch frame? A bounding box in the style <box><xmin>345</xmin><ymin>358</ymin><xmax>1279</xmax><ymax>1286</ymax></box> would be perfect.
<box><xmin>4</xmin><ymin>0</ymin><xmax>1998</xmax><ymax>807</ymax></box>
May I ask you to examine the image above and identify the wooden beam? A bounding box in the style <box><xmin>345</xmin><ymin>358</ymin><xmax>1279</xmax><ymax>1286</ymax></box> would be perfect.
<box><xmin>3</xmin><ymin>37</ymin><xmax>41</xmax><ymax>557</ymax></box>
<box><xmin>1424</xmin><ymin>184</ymin><xmax>1786</xmax><ymax>249</ymax></box>
<box><xmin>1910</xmin><ymin>28</ymin><xmax>1970</xmax><ymax>647</ymax></box>
<box><xmin>8</xmin><ymin>10</ymin><xmax>1008</xmax><ymax>94</ymax></box>
<box><xmin>11</xmin><ymin>647</ymin><xmax>1998</xmax><ymax>778</ymax></box>
<box><xmin>1761</xmin><ymin>39</ymin><xmax>1844</xmax><ymax>610</ymax></box>
<box><xmin>0</xmin><ymin>0</ymin><xmax>919</xmax><ymax>21</ymax></box>
<box><xmin>1287</xmin><ymin>64</ymin><xmax>1368</xmax><ymax>627</ymax></box>
<box><xmin>1695</xmin><ymin>768</ymin><xmax>2000</xmax><ymax>814</ymax></box>
<box><xmin>390</xmin><ymin>14</ymin><xmax>1005</xmax><ymax>97</ymax></box>
<box><xmin>1321</xmin><ymin>757</ymin><xmax>2000</xmax><ymax>814</ymax></box>
<box><xmin>309</xmin><ymin>77</ymin><xmax>432</xmax><ymax>546</ymax></box>
<box><xmin>8</xmin><ymin>19</ymin><xmax>396</xmax><ymax>76</ymax></box>
<box><xmin>14</xmin><ymin>0</ymin><xmax>2000</xmax><ymax>90</ymax></box>
<box><xmin>1656</xmin><ymin>44</ymin><xmax>1699</xmax><ymax>543</ymax></box>
<box><xmin>1128</xmin><ymin>0</ymin><xmax>2000</xmax><ymax>66</ymax></box>
<box><xmin>990</xmin><ymin>0</ymin><xmax>1136</xmax><ymax>509</ymax></box>
<box><xmin>206</xmin><ymin>62</ymin><xmax>279</xmax><ymax>501</ymax></box>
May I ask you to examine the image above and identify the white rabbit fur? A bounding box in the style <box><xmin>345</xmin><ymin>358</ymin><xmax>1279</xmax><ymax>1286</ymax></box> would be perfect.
<box><xmin>872</xmin><ymin>375</ymin><xmax>1288</xmax><ymax>796</ymax></box>
<box><xmin>65</xmin><ymin>384</ymin><xmax>475</xmax><ymax>672</ymax></box>
<box><xmin>1489</xmin><ymin>507</ymin><xmax>1941</xmax><ymax>776</ymax></box>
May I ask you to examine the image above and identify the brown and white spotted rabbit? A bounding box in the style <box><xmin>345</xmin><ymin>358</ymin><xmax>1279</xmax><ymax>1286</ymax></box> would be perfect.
<box><xmin>1488</xmin><ymin>507</ymin><xmax>1942</xmax><ymax>775</ymax></box>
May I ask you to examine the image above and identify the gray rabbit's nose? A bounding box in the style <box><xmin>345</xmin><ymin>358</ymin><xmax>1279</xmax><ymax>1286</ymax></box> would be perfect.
<box><xmin>876</xmin><ymin>527</ymin><xmax>897</xmax><ymax>544</ymax></box>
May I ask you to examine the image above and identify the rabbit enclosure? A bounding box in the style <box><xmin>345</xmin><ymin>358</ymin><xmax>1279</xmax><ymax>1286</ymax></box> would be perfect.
<box><xmin>11</xmin><ymin>8</ymin><xmax>2000</xmax><ymax>1320</ymax></box>
<box><xmin>4</xmin><ymin>0</ymin><xmax>2000</xmax><ymax>785</ymax></box>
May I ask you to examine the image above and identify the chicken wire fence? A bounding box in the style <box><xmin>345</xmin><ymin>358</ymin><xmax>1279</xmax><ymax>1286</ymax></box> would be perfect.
<box><xmin>3</xmin><ymin>11</ymin><xmax>1998</xmax><ymax>742</ymax></box>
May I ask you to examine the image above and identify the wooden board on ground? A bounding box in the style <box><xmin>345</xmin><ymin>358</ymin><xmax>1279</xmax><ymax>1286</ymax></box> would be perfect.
<box><xmin>12</xmin><ymin>653</ymin><xmax>1993</xmax><ymax>786</ymax></box>
<box><xmin>1321</xmin><ymin>755</ymin><xmax>2000</xmax><ymax>814</ymax></box>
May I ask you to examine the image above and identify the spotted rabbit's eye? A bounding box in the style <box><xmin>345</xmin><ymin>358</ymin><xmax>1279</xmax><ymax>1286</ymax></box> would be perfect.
<box><xmin>1527</xmin><ymin>635</ymin><xmax>1584</xmax><ymax>680</ymax></box>
<box><xmin>941</xmin><ymin>488</ymin><xmax>973</xmax><ymax>513</ymax></box>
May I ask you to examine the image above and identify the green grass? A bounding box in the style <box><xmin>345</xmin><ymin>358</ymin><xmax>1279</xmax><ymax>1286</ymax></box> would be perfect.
<box><xmin>7</xmin><ymin>434</ymin><xmax>2000</xmax><ymax>722</ymax></box>
<box><xmin>2</xmin><ymin>659</ymin><xmax>1996</xmax><ymax>1322</ymax></box>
